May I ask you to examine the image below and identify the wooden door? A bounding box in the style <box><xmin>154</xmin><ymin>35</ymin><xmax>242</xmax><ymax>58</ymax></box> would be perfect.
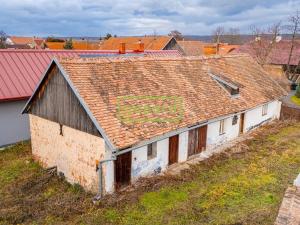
<box><xmin>115</xmin><ymin>151</ymin><xmax>132</xmax><ymax>189</ymax></box>
<box><xmin>240</xmin><ymin>113</ymin><xmax>245</xmax><ymax>134</ymax></box>
<box><xmin>198</xmin><ymin>125</ymin><xmax>207</xmax><ymax>152</ymax></box>
<box><xmin>188</xmin><ymin>128</ymin><xmax>199</xmax><ymax>157</ymax></box>
<box><xmin>188</xmin><ymin>125</ymin><xmax>207</xmax><ymax>157</ymax></box>
<box><xmin>169</xmin><ymin>135</ymin><xmax>179</xmax><ymax>165</ymax></box>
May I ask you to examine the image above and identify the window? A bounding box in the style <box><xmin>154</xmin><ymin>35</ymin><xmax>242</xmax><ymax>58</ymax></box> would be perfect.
<box><xmin>262</xmin><ymin>104</ymin><xmax>268</xmax><ymax>116</ymax></box>
<box><xmin>147</xmin><ymin>142</ymin><xmax>157</xmax><ymax>160</ymax></box>
<box><xmin>219</xmin><ymin>119</ymin><xmax>226</xmax><ymax>135</ymax></box>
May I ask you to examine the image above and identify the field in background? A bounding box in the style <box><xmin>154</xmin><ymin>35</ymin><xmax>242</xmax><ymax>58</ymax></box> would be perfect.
<box><xmin>0</xmin><ymin>121</ymin><xmax>300</xmax><ymax>225</ymax></box>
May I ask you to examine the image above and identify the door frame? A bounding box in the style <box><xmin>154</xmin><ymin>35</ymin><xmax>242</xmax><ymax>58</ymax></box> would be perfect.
<box><xmin>169</xmin><ymin>135</ymin><xmax>179</xmax><ymax>165</ymax></box>
<box><xmin>188</xmin><ymin>125</ymin><xmax>207</xmax><ymax>157</ymax></box>
<box><xmin>115</xmin><ymin>151</ymin><xmax>132</xmax><ymax>190</ymax></box>
<box><xmin>240</xmin><ymin>113</ymin><xmax>245</xmax><ymax>134</ymax></box>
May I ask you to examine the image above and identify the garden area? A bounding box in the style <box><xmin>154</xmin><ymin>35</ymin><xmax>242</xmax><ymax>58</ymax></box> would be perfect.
<box><xmin>0</xmin><ymin>121</ymin><xmax>300</xmax><ymax>225</ymax></box>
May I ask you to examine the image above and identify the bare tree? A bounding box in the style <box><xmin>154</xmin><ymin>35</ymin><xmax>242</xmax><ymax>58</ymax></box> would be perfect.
<box><xmin>225</xmin><ymin>27</ymin><xmax>241</xmax><ymax>44</ymax></box>
<box><xmin>284</xmin><ymin>10</ymin><xmax>300</xmax><ymax>78</ymax></box>
<box><xmin>0</xmin><ymin>30</ymin><xmax>7</xmax><ymax>49</ymax></box>
<box><xmin>249</xmin><ymin>22</ymin><xmax>281</xmax><ymax>65</ymax></box>
<box><xmin>212</xmin><ymin>26</ymin><xmax>225</xmax><ymax>43</ymax></box>
<box><xmin>168</xmin><ymin>30</ymin><xmax>183</xmax><ymax>41</ymax></box>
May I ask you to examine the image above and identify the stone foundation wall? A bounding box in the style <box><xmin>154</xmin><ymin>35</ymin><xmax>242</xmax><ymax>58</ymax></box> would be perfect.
<box><xmin>29</xmin><ymin>114</ymin><xmax>106</xmax><ymax>193</ymax></box>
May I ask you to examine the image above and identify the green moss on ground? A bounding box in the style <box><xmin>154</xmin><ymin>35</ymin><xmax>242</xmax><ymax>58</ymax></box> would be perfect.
<box><xmin>1</xmin><ymin>122</ymin><xmax>300</xmax><ymax>225</ymax></box>
<box><xmin>291</xmin><ymin>95</ymin><xmax>300</xmax><ymax>106</ymax></box>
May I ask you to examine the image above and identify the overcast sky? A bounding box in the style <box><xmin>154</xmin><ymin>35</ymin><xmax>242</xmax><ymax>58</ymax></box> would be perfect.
<box><xmin>0</xmin><ymin>0</ymin><xmax>299</xmax><ymax>37</ymax></box>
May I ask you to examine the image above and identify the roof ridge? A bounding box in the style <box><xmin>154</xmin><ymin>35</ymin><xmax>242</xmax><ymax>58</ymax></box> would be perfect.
<box><xmin>58</xmin><ymin>53</ymin><xmax>251</xmax><ymax>64</ymax></box>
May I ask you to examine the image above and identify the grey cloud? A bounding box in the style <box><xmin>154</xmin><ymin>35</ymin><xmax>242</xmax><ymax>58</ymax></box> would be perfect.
<box><xmin>0</xmin><ymin>0</ymin><xmax>298</xmax><ymax>36</ymax></box>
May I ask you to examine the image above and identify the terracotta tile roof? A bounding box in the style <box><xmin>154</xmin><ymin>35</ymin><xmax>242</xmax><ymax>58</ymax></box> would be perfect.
<box><xmin>9</xmin><ymin>36</ymin><xmax>35</xmax><ymax>45</ymax></box>
<box><xmin>178</xmin><ymin>41</ymin><xmax>206</xmax><ymax>56</ymax></box>
<box><xmin>178</xmin><ymin>41</ymin><xmax>240</xmax><ymax>56</ymax></box>
<box><xmin>46</xmin><ymin>40</ymin><xmax>102</xmax><ymax>50</ymax></box>
<box><xmin>56</xmin><ymin>54</ymin><xmax>286</xmax><ymax>150</ymax></box>
<box><xmin>0</xmin><ymin>49</ymin><xmax>180</xmax><ymax>102</ymax></box>
<box><xmin>236</xmin><ymin>40</ymin><xmax>300</xmax><ymax>65</ymax></box>
<box><xmin>218</xmin><ymin>44</ymin><xmax>240</xmax><ymax>55</ymax></box>
<box><xmin>99</xmin><ymin>36</ymin><xmax>173</xmax><ymax>50</ymax></box>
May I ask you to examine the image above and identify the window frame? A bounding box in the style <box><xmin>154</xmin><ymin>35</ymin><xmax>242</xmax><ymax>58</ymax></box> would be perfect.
<box><xmin>219</xmin><ymin>119</ymin><xmax>226</xmax><ymax>135</ymax></box>
<box><xmin>147</xmin><ymin>142</ymin><xmax>157</xmax><ymax>160</ymax></box>
<box><xmin>262</xmin><ymin>104</ymin><xmax>268</xmax><ymax>116</ymax></box>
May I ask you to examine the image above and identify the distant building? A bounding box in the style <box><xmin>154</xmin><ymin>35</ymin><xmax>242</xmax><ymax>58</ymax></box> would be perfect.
<box><xmin>6</xmin><ymin>36</ymin><xmax>45</xmax><ymax>49</ymax></box>
<box><xmin>99</xmin><ymin>36</ymin><xmax>184</xmax><ymax>53</ymax></box>
<box><xmin>236</xmin><ymin>39</ymin><xmax>300</xmax><ymax>89</ymax></box>
<box><xmin>178</xmin><ymin>40</ymin><xmax>239</xmax><ymax>56</ymax></box>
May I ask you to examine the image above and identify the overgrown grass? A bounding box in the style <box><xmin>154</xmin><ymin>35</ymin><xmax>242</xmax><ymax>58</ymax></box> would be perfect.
<box><xmin>291</xmin><ymin>95</ymin><xmax>300</xmax><ymax>106</ymax></box>
<box><xmin>0</xmin><ymin>122</ymin><xmax>300</xmax><ymax>225</ymax></box>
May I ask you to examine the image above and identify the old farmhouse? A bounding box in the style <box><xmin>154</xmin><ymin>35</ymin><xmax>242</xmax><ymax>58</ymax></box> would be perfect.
<box><xmin>0</xmin><ymin>49</ymin><xmax>180</xmax><ymax>147</ymax></box>
<box><xmin>23</xmin><ymin>54</ymin><xmax>286</xmax><ymax>196</ymax></box>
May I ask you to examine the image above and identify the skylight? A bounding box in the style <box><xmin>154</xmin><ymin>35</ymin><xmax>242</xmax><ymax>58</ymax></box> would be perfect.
<box><xmin>209</xmin><ymin>73</ymin><xmax>240</xmax><ymax>97</ymax></box>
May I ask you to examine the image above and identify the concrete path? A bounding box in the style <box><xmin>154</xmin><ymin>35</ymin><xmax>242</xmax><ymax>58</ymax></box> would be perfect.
<box><xmin>275</xmin><ymin>186</ymin><xmax>300</xmax><ymax>225</ymax></box>
<box><xmin>282</xmin><ymin>91</ymin><xmax>300</xmax><ymax>109</ymax></box>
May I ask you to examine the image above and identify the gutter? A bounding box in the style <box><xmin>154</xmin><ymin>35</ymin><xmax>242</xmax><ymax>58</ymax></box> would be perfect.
<box><xmin>93</xmin><ymin>154</ymin><xmax>116</xmax><ymax>202</ymax></box>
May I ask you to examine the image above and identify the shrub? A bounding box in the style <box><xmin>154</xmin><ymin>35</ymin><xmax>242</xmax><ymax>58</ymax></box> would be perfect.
<box><xmin>63</xmin><ymin>38</ymin><xmax>73</xmax><ymax>50</ymax></box>
<box><xmin>296</xmin><ymin>85</ymin><xmax>300</xmax><ymax>98</ymax></box>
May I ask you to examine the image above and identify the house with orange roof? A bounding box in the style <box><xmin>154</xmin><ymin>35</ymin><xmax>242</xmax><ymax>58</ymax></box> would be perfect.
<box><xmin>45</xmin><ymin>40</ymin><xmax>102</xmax><ymax>50</ymax></box>
<box><xmin>178</xmin><ymin>40</ymin><xmax>239</xmax><ymax>56</ymax></box>
<box><xmin>99</xmin><ymin>36</ymin><xmax>183</xmax><ymax>53</ymax></box>
<box><xmin>23</xmin><ymin>54</ymin><xmax>285</xmax><ymax>196</ymax></box>
<box><xmin>6</xmin><ymin>36</ymin><xmax>45</xmax><ymax>49</ymax></box>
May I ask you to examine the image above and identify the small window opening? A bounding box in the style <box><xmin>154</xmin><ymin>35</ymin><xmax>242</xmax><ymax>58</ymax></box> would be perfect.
<box><xmin>59</xmin><ymin>124</ymin><xmax>63</xmax><ymax>136</ymax></box>
<box><xmin>147</xmin><ymin>142</ymin><xmax>157</xmax><ymax>160</ymax></box>
<box><xmin>219</xmin><ymin>119</ymin><xmax>226</xmax><ymax>135</ymax></box>
<box><xmin>262</xmin><ymin>104</ymin><xmax>268</xmax><ymax>116</ymax></box>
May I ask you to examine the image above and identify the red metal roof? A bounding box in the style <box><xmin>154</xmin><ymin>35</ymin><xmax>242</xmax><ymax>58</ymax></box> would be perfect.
<box><xmin>0</xmin><ymin>49</ymin><xmax>181</xmax><ymax>102</ymax></box>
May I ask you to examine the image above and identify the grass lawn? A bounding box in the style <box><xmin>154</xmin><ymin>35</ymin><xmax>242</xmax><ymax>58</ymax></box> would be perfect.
<box><xmin>1</xmin><ymin>121</ymin><xmax>300</xmax><ymax>225</ymax></box>
<box><xmin>291</xmin><ymin>95</ymin><xmax>300</xmax><ymax>106</ymax></box>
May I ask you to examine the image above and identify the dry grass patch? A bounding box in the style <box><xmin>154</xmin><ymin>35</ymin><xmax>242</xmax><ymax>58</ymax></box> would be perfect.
<box><xmin>0</xmin><ymin>121</ymin><xmax>300</xmax><ymax>225</ymax></box>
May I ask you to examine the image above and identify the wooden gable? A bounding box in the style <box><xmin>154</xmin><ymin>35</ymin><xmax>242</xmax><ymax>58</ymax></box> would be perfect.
<box><xmin>28</xmin><ymin>63</ymin><xmax>100</xmax><ymax>137</ymax></box>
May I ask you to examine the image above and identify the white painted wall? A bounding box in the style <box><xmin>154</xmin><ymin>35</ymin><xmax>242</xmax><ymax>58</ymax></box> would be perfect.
<box><xmin>178</xmin><ymin>131</ymin><xmax>188</xmax><ymax>162</ymax></box>
<box><xmin>103</xmin><ymin>143</ymin><xmax>115</xmax><ymax>194</ymax></box>
<box><xmin>131</xmin><ymin>138</ymin><xmax>169</xmax><ymax>181</ymax></box>
<box><xmin>0</xmin><ymin>100</ymin><xmax>30</xmax><ymax>147</ymax></box>
<box><xmin>244</xmin><ymin>100</ymin><xmax>280</xmax><ymax>132</ymax></box>
<box><xmin>206</xmin><ymin>115</ymin><xmax>240</xmax><ymax>150</ymax></box>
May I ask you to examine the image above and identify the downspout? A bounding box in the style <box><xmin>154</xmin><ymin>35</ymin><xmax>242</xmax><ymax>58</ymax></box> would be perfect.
<box><xmin>93</xmin><ymin>154</ymin><xmax>116</xmax><ymax>202</ymax></box>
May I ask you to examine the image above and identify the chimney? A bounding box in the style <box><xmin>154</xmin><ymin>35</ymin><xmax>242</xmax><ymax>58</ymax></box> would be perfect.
<box><xmin>138</xmin><ymin>40</ymin><xmax>144</xmax><ymax>52</ymax></box>
<box><xmin>119</xmin><ymin>42</ymin><xmax>126</xmax><ymax>54</ymax></box>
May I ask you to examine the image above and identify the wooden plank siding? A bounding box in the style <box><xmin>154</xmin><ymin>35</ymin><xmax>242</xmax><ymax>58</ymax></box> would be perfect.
<box><xmin>29</xmin><ymin>65</ymin><xmax>100</xmax><ymax>137</ymax></box>
<box><xmin>188</xmin><ymin>125</ymin><xmax>207</xmax><ymax>157</ymax></box>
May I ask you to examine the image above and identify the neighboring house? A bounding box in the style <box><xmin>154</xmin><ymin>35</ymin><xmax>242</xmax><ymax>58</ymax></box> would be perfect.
<box><xmin>178</xmin><ymin>41</ymin><xmax>239</xmax><ymax>56</ymax></box>
<box><xmin>45</xmin><ymin>40</ymin><xmax>102</xmax><ymax>50</ymax></box>
<box><xmin>23</xmin><ymin>54</ymin><xmax>286</xmax><ymax>195</ymax></box>
<box><xmin>0</xmin><ymin>49</ymin><xmax>180</xmax><ymax>147</ymax></box>
<box><xmin>6</xmin><ymin>36</ymin><xmax>45</xmax><ymax>49</ymax></box>
<box><xmin>178</xmin><ymin>40</ymin><xmax>206</xmax><ymax>56</ymax></box>
<box><xmin>99</xmin><ymin>36</ymin><xmax>184</xmax><ymax>53</ymax></box>
<box><xmin>237</xmin><ymin>40</ymin><xmax>300</xmax><ymax>88</ymax></box>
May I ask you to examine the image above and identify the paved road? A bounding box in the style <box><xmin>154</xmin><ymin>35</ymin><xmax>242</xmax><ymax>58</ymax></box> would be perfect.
<box><xmin>282</xmin><ymin>91</ymin><xmax>300</xmax><ymax>109</ymax></box>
